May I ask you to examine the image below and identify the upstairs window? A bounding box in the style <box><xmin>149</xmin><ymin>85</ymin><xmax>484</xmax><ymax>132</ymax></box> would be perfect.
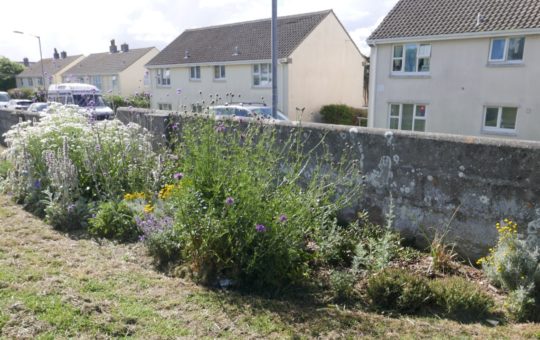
<box><xmin>483</xmin><ymin>106</ymin><xmax>517</xmax><ymax>133</ymax></box>
<box><xmin>489</xmin><ymin>37</ymin><xmax>525</xmax><ymax>62</ymax></box>
<box><xmin>389</xmin><ymin>103</ymin><xmax>426</xmax><ymax>131</ymax></box>
<box><xmin>253</xmin><ymin>63</ymin><xmax>272</xmax><ymax>86</ymax></box>
<box><xmin>214</xmin><ymin>65</ymin><xmax>226</xmax><ymax>80</ymax></box>
<box><xmin>392</xmin><ymin>44</ymin><xmax>431</xmax><ymax>74</ymax></box>
<box><xmin>190</xmin><ymin>66</ymin><xmax>201</xmax><ymax>80</ymax></box>
<box><xmin>157</xmin><ymin>68</ymin><xmax>171</xmax><ymax>86</ymax></box>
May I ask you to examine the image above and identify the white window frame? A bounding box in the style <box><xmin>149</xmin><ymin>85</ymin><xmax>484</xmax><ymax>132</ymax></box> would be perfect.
<box><xmin>252</xmin><ymin>63</ymin><xmax>272</xmax><ymax>87</ymax></box>
<box><xmin>190</xmin><ymin>66</ymin><xmax>201</xmax><ymax>81</ymax></box>
<box><xmin>157</xmin><ymin>68</ymin><xmax>171</xmax><ymax>86</ymax></box>
<box><xmin>158</xmin><ymin>103</ymin><xmax>172</xmax><ymax>110</ymax></box>
<box><xmin>391</xmin><ymin>43</ymin><xmax>431</xmax><ymax>75</ymax></box>
<box><xmin>488</xmin><ymin>37</ymin><xmax>525</xmax><ymax>63</ymax></box>
<box><xmin>214</xmin><ymin>65</ymin><xmax>226</xmax><ymax>80</ymax></box>
<box><xmin>388</xmin><ymin>103</ymin><xmax>427</xmax><ymax>132</ymax></box>
<box><xmin>482</xmin><ymin>106</ymin><xmax>518</xmax><ymax>134</ymax></box>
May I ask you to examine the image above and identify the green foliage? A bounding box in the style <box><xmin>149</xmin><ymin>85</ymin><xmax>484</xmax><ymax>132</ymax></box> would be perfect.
<box><xmin>8</xmin><ymin>87</ymin><xmax>36</xmax><ymax>100</ymax></box>
<box><xmin>0</xmin><ymin>57</ymin><xmax>24</xmax><ymax>91</ymax></box>
<box><xmin>328</xmin><ymin>270</ymin><xmax>357</xmax><ymax>301</ymax></box>
<box><xmin>0</xmin><ymin>160</ymin><xmax>11</xmax><ymax>180</ymax></box>
<box><xmin>89</xmin><ymin>201</ymin><xmax>140</xmax><ymax>241</ymax></box>
<box><xmin>44</xmin><ymin>198</ymin><xmax>91</xmax><ymax>231</ymax></box>
<box><xmin>505</xmin><ymin>286</ymin><xmax>539</xmax><ymax>322</ymax></box>
<box><xmin>320</xmin><ymin>104</ymin><xmax>367</xmax><ymax>126</ymax></box>
<box><xmin>164</xmin><ymin>118</ymin><xmax>361</xmax><ymax>289</ymax></box>
<box><xmin>366</xmin><ymin>268</ymin><xmax>431</xmax><ymax>313</ymax></box>
<box><xmin>145</xmin><ymin>229</ymin><xmax>183</xmax><ymax>266</ymax></box>
<box><xmin>105</xmin><ymin>93</ymin><xmax>151</xmax><ymax>111</ymax></box>
<box><xmin>430</xmin><ymin>277</ymin><xmax>494</xmax><ymax>319</ymax></box>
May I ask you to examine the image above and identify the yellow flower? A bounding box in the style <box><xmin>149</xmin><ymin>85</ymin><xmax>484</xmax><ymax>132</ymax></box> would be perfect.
<box><xmin>144</xmin><ymin>204</ymin><xmax>154</xmax><ymax>213</ymax></box>
<box><xmin>158</xmin><ymin>184</ymin><xmax>176</xmax><ymax>200</ymax></box>
<box><xmin>124</xmin><ymin>192</ymin><xmax>146</xmax><ymax>201</ymax></box>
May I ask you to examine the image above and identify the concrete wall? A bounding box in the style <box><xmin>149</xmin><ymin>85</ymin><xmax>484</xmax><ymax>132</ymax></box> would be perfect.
<box><xmin>288</xmin><ymin>12</ymin><xmax>366</xmax><ymax>121</ymax></box>
<box><xmin>0</xmin><ymin>109</ymin><xmax>41</xmax><ymax>144</ymax></box>
<box><xmin>119</xmin><ymin>47</ymin><xmax>160</xmax><ymax>96</ymax></box>
<box><xmin>369</xmin><ymin>34</ymin><xmax>540</xmax><ymax>141</ymax></box>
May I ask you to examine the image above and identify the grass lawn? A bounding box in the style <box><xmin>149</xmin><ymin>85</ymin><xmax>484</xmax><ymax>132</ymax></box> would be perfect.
<box><xmin>0</xmin><ymin>194</ymin><xmax>538</xmax><ymax>339</ymax></box>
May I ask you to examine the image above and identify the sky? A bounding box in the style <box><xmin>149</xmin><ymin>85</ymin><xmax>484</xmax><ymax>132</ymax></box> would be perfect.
<box><xmin>0</xmin><ymin>0</ymin><xmax>399</xmax><ymax>62</ymax></box>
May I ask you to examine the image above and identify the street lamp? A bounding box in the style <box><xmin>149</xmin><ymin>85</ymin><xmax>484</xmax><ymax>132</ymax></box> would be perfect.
<box><xmin>13</xmin><ymin>30</ymin><xmax>46</xmax><ymax>94</ymax></box>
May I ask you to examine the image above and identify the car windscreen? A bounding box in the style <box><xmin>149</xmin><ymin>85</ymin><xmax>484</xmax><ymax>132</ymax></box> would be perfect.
<box><xmin>0</xmin><ymin>94</ymin><xmax>10</xmax><ymax>102</ymax></box>
<box><xmin>250</xmin><ymin>107</ymin><xmax>272</xmax><ymax>116</ymax></box>
<box><xmin>73</xmin><ymin>94</ymin><xmax>106</xmax><ymax>107</ymax></box>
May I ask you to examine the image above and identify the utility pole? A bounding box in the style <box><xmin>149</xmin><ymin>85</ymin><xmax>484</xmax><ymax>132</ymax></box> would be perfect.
<box><xmin>14</xmin><ymin>31</ymin><xmax>46</xmax><ymax>95</ymax></box>
<box><xmin>271</xmin><ymin>0</ymin><xmax>278</xmax><ymax>118</ymax></box>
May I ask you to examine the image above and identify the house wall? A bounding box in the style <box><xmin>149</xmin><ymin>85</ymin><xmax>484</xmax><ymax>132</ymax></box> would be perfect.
<box><xmin>370</xmin><ymin>34</ymin><xmax>540</xmax><ymax>141</ymax></box>
<box><xmin>16</xmin><ymin>56</ymin><xmax>85</xmax><ymax>91</ymax></box>
<box><xmin>287</xmin><ymin>13</ymin><xmax>366</xmax><ymax>121</ymax></box>
<box><xmin>119</xmin><ymin>48</ymin><xmax>160</xmax><ymax>96</ymax></box>
<box><xmin>149</xmin><ymin>63</ymin><xmax>286</xmax><ymax>113</ymax></box>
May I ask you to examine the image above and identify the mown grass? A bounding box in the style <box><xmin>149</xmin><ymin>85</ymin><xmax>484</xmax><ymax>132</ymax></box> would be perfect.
<box><xmin>0</xmin><ymin>194</ymin><xmax>539</xmax><ymax>339</ymax></box>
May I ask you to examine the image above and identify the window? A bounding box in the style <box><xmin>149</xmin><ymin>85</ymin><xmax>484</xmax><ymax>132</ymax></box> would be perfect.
<box><xmin>389</xmin><ymin>104</ymin><xmax>426</xmax><ymax>131</ymax></box>
<box><xmin>111</xmin><ymin>76</ymin><xmax>118</xmax><ymax>90</ymax></box>
<box><xmin>28</xmin><ymin>78</ymin><xmax>33</xmax><ymax>86</ymax></box>
<box><xmin>214</xmin><ymin>65</ymin><xmax>226</xmax><ymax>80</ymax></box>
<box><xmin>191</xmin><ymin>103</ymin><xmax>203</xmax><ymax>112</ymax></box>
<box><xmin>190</xmin><ymin>66</ymin><xmax>201</xmax><ymax>80</ymax></box>
<box><xmin>157</xmin><ymin>68</ymin><xmax>171</xmax><ymax>86</ymax></box>
<box><xmin>253</xmin><ymin>63</ymin><xmax>272</xmax><ymax>86</ymax></box>
<box><xmin>489</xmin><ymin>37</ymin><xmax>525</xmax><ymax>62</ymax></box>
<box><xmin>483</xmin><ymin>106</ymin><xmax>517</xmax><ymax>132</ymax></box>
<box><xmin>392</xmin><ymin>44</ymin><xmax>431</xmax><ymax>73</ymax></box>
<box><xmin>92</xmin><ymin>76</ymin><xmax>102</xmax><ymax>90</ymax></box>
<box><xmin>158</xmin><ymin>103</ymin><xmax>172</xmax><ymax>110</ymax></box>
<box><xmin>37</xmin><ymin>77</ymin><xmax>43</xmax><ymax>86</ymax></box>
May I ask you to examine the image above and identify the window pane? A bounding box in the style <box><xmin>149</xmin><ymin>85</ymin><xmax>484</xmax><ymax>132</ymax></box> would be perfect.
<box><xmin>390</xmin><ymin>104</ymin><xmax>400</xmax><ymax>117</ymax></box>
<box><xmin>507</xmin><ymin>37</ymin><xmax>525</xmax><ymax>61</ymax></box>
<box><xmin>221</xmin><ymin>66</ymin><xmax>225</xmax><ymax>78</ymax></box>
<box><xmin>414</xmin><ymin>119</ymin><xmax>426</xmax><ymax>131</ymax></box>
<box><xmin>253</xmin><ymin>75</ymin><xmax>260</xmax><ymax>86</ymax></box>
<box><xmin>404</xmin><ymin>44</ymin><xmax>418</xmax><ymax>72</ymax></box>
<box><xmin>253</xmin><ymin>64</ymin><xmax>259</xmax><ymax>73</ymax></box>
<box><xmin>485</xmin><ymin>107</ymin><xmax>499</xmax><ymax>127</ymax></box>
<box><xmin>418</xmin><ymin>44</ymin><xmax>431</xmax><ymax>58</ymax></box>
<box><xmin>490</xmin><ymin>39</ymin><xmax>506</xmax><ymax>60</ymax></box>
<box><xmin>214</xmin><ymin>66</ymin><xmax>219</xmax><ymax>78</ymax></box>
<box><xmin>501</xmin><ymin>107</ymin><xmax>517</xmax><ymax>129</ymax></box>
<box><xmin>415</xmin><ymin>105</ymin><xmax>426</xmax><ymax>117</ymax></box>
<box><xmin>401</xmin><ymin>104</ymin><xmax>414</xmax><ymax>130</ymax></box>
<box><xmin>393</xmin><ymin>45</ymin><xmax>403</xmax><ymax>58</ymax></box>
<box><xmin>261</xmin><ymin>64</ymin><xmax>268</xmax><ymax>73</ymax></box>
<box><xmin>390</xmin><ymin>117</ymin><xmax>399</xmax><ymax>129</ymax></box>
<box><xmin>418</xmin><ymin>58</ymin><xmax>430</xmax><ymax>72</ymax></box>
<box><xmin>393</xmin><ymin>59</ymin><xmax>402</xmax><ymax>72</ymax></box>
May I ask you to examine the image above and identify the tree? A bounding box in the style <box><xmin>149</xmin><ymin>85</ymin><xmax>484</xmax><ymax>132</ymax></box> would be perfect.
<box><xmin>0</xmin><ymin>57</ymin><xmax>24</xmax><ymax>91</ymax></box>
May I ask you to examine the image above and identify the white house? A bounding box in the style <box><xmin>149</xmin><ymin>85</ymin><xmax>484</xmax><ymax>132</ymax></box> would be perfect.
<box><xmin>146</xmin><ymin>10</ymin><xmax>367</xmax><ymax>121</ymax></box>
<box><xmin>367</xmin><ymin>0</ymin><xmax>540</xmax><ymax>141</ymax></box>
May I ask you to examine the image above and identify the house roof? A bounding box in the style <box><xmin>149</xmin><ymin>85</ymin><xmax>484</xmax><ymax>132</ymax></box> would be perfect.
<box><xmin>368</xmin><ymin>0</ymin><xmax>540</xmax><ymax>42</ymax></box>
<box><xmin>64</xmin><ymin>47</ymin><xmax>156</xmax><ymax>76</ymax></box>
<box><xmin>147</xmin><ymin>10</ymin><xmax>332</xmax><ymax>66</ymax></box>
<box><xmin>17</xmin><ymin>55</ymin><xmax>82</xmax><ymax>78</ymax></box>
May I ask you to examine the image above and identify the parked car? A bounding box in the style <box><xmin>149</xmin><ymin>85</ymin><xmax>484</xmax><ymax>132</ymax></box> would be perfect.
<box><xmin>28</xmin><ymin>102</ymin><xmax>50</xmax><ymax>113</ymax></box>
<box><xmin>0</xmin><ymin>92</ymin><xmax>10</xmax><ymax>109</ymax></box>
<box><xmin>48</xmin><ymin>83</ymin><xmax>113</xmax><ymax>119</ymax></box>
<box><xmin>7</xmin><ymin>99</ymin><xmax>33</xmax><ymax>111</ymax></box>
<box><xmin>208</xmin><ymin>104</ymin><xmax>289</xmax><ymax>121</ymax></box>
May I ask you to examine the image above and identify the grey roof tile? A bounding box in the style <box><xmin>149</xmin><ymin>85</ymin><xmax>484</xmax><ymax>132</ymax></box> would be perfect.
<box><xmin>369</xmin><ymin>0</ymin><xmax>540</xmax><ymax>41</ymax></box>
<box><xmin>17</xmin><ymin>55</ymin><xmax>82</xmax><ymax>78</ymax></box>
<box><xmin>64</xmin><ymin>47</ymin><xmax>156</xmax><ymax>76</ymax></box>
<box><xmin>147</xmin><ymin>10</ymin><xmax>331</xmax><ymax>66</ymax></box>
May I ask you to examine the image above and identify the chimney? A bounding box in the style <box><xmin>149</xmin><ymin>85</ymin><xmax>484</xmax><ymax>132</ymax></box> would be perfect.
<box><xmin>53</xmin><ymin>48</ymin><xmax>60</xmax><ymax>59</ymax></box>
<box><xmin>121</xmin><ymin>43</ymin><xmax>129</xmax><ymax>52</ymax></box>
<box><xmin>109</xmin><ymin>39</ymin><xmax>118</xmax><ymax>53</ymax></box>
<box><xmin>60</xmin><ymin>51</ymin><xmax>67</xmax><ymax>59</ymax></box>
<box><xmin>23</xmin><ymin>58</ymin><xmax>29</xmax><ymax>67</ymax></box>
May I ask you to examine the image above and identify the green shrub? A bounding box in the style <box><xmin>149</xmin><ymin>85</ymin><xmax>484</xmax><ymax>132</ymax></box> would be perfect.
<box><xmin>89</xmin><ymin>201</ymin><xmax>140</xmax><ymax>242</ymax></box>
<box><xmin>430</xmin><ymin>277</ymin><xmax>494</xmax><ymax>319</ymax></box>
<box><xmin>0</xmin><ymin>160</ymin><xmax>11</xmax><ymax>180</ymax></box>
<box><xmin>320</xmin><ymin>105</ymin><xmax>367</xmax><ymax>126</ymax></box>
<box><xmin>367</xmin><ymin>268</ymin><xmax>431</xmax><ymax>313</ymax></box>
<box><xmin>505</xmin><ymin>286</ymin><xmax>539</xmax><ymax>322</ymax></box>
<box><xmin>164</xmin><ymin>118</ymin><xmax>361</xmax><ymax>289</ymax></box>
<box><xmin>329</xmin><ymin>270</ymin><xmax>357</xmax><ymax>301</ymax></box>
<box><xmin>44</xmin><ymin>198</ymin><xmax>91</xmax><ymax>231</ymax></box>
<box><xmin>8</xmin><ymin>88</ymin><xmax>35</xmax><ymax>99</ymax></box>
<box><xmin>145</xmin><ymin>228</ymin><xmax>183</xmax><ymax>266</ymax></box>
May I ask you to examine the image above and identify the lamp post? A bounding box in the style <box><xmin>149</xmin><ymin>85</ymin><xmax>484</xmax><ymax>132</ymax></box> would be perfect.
<box><xmin>271</xmin><ymin>0</ymin><xmax>278</xmax><ymax>118</ymax></box>
<box><xmin>13</xmin><ymin>30</ymin><xmax>46</xmax><ymax>95</ymax></box>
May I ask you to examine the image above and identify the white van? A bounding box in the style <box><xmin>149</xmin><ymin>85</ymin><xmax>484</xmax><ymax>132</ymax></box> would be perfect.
<box><xmin>0</xmin><ymin>91</ymin><xmax>10</xmax><ymax>109</ymax></box>
<box><xmin>47</xmin><ymin>83</ymin><xmax>113</xmax><ymax>119</ymax></box>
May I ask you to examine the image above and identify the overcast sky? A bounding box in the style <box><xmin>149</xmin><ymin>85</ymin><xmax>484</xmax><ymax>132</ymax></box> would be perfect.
<box><xmin>0</xmin><ymin>0</ymin><xmax>399</xmax><ymax>62</ymax></box>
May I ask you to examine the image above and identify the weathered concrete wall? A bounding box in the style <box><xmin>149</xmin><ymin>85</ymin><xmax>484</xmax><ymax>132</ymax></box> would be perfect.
<box><xmin>1</xmin><ymin>106</ymin><xmax>539</xmax><ymax>259</ymax></box>
<box><xmin>0</xmin><ymin>109</ymin><xmax>41</xmax><ymax>145</ymax></box>
<box><xmin>114</xmin><ymin>108</ymin><xmax>540</xmax><ymax>259</ymax></box>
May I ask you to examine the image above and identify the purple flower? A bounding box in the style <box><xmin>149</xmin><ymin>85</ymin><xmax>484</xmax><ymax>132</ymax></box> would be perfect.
<box><xmin>279</xmin><ymin>214</ymin><xmax>288</xmax><ymax>223</ymax></box>
<box><xmin>215</xmin><ymin>122</ymin><xmax>226</xmax><ymax>133</ymax></box>
<box><xmin>172</xmin><ymin>122</ymin><xmax>180</xmax><ymax>130</ymax></box>
<box><xmin>33</xmin><ymin>179</ymin><xmax>41</xmax><ymax>189</ymax></box>
<box><xmin>95</xmin><ymin>144</ymin><xmax>101</xmax><ymax>152</ymax></box>
<box><xmin>67</xmin><ymin>204</ymin><xmax>76</xmax><ymax>213</ymax></box>
<box><xmin>255</xmin><ymin>224</ymin><xmax>267</xmax><ymax>233</ymax></box>
<box><xmin>173</xmin><ymin>172</ymin><xmax>184</xmax><ymax>180</ymax></box>
<box><xmin>225</xmin><ymin>196</ymin><xmax>234</xmax><ymax>206</ymax></box>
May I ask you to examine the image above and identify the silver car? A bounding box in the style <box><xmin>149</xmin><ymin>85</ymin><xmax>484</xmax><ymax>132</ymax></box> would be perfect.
<box><xmin>209</xmin><ymin>104</ymin><xmax>289</xmax><ymax>121</ymax></box>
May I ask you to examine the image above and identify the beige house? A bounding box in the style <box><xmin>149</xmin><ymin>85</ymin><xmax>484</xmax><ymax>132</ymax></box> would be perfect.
<box><xmin>367</xmin><ymin>0</ymin><xmax>540</xmax><ymax>141</ymax></box>
<box><xmin>62</xmin><ymin>41</ymin><xmax>159</xmax><ymax>97</ymax></box>
<box><xmin>146</xmin><ymin>10</ymin><xmax>366</xmax><ymax>121</ymax></box>
<box><xmin>16</xmin><ymin>50</ymin><xmax>83</xmax><ymax>90</ymax></box>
